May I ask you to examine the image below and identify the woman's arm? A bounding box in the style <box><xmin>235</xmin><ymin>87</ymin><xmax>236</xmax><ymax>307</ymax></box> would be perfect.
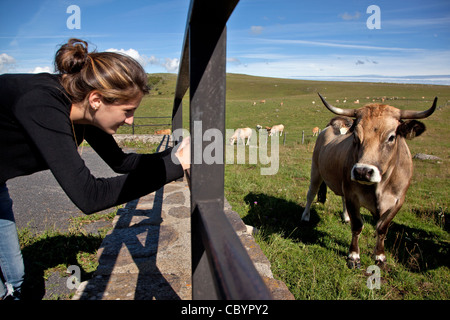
<box><xmin>14</xmin><ymin>89</ymin><xmax>184</xmax><ymax>214</ymax></box>
<box><xmin>82</xmin><ymin>125</ymin><xmax>141</xmax><ymax>173</ymax></box>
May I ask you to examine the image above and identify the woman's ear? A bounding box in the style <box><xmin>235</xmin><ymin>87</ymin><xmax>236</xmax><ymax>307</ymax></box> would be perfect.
<box><xmin>88</xmin><ymin>91</ymin><xmax>103</xmax><ymax>111</ymax></box>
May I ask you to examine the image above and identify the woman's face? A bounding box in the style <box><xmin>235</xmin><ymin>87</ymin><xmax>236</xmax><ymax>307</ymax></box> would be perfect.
<box><xmin>90</xmin><ymin>92</ymin><xmax>143</xmax><ymax>134</ymax></box>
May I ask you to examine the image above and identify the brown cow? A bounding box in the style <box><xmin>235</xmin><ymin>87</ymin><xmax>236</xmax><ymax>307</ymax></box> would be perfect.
<box><xmin>155</xmin><ymin>129</ymin><xmax>171</xmax><ymax>135</ymax></box>
<box><xmin>269</xmin><ymin>124</ymin><xmax>284</xmax><ymax>136</ymax></box>
<box><xmin>302</xmin><ymin>93</ymin><xmax>437</xmax><ymax>269</ymax></box>
<box><xmin>312</xmin><ymin>127</ymin><xmax>320</xmax><ymax>136</ymax></box>
<box><xmin>230</xmin><ymin>127</ymin><xmax>252</xmax><ymax>145</ymax></box>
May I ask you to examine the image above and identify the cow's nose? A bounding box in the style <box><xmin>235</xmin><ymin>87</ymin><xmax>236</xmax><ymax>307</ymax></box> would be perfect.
<box><xmin>351</xmin><ymin>163</ymin><xmax>382</xmax><ymax>184</ymax></box>
<box><xmin>354</xmin><ymin>167</ymin><xmax>373</xmax><ymax>180</ymax></box>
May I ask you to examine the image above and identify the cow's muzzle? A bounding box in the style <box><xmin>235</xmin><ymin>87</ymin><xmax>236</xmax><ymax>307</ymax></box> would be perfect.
<box><xmin>351</xmin><ymin>163</ymin><xmax>382</xmax><ymax>184</ymax></box>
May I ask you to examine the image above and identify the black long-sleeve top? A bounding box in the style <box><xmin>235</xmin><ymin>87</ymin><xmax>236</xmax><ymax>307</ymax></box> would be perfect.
<box><xmin>0</xmin><ymin>73</ymin><xmax>183</xmax><ymax>214</ymax></box>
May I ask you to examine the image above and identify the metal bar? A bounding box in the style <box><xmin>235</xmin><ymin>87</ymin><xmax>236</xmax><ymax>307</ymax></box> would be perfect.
<box><xmin>171</xmin><ymin>0</ymin><xmax>272</xmax><ymax>300</ymax></box>
<box><xmin>134</xmin><ymin>116</ymin><xmax>171</xmax><ymax>119</ymax></box>
<box><xmin>173</xmin><ymin>0</ymin><xmax>193</xmax><ymax>103</ymax></box>
<box><xmin>191</xmin><ymin>201</ymin><xmax>220</xmax><ymax>300</ymax></box>
<box><xmin>189</xmin><ymin>11</ymin><xmax>227</xmax><ymax>300</ymax></box>
<box><xmin>129</xmin><ymin>124</ymin><xmax>171</xmax><ymax>127</ymax></box>
<box><xmin>174</xmin><ymin>0</ymin><xmax>238</xmax><ymax>102</ymax></box>
<box><xmin>195</xmin><ymin>201</ymin><xmax>272</xmax><ymax>299</ymax></box>
<box><xmin>172</xmin><ymin>98</ymin><xmax>183</xmax><ymax>145</ymax></box>
<box><xmin>189</xmin><ymin>22</ymin><xmax>226</xmax><ymax>205</ymax></box>
<box><xmin>125</xmin><ymin>116</ymin><xmax>172</xmax><ymax>134</ymax></box>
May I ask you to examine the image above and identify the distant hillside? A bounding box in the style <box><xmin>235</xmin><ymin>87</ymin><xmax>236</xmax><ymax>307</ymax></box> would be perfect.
<box><xmin>146</xmin><ymin>73</ymin><xmax>178</xmax><ymax>96</ymax></box>
<box><xmin>144</xmin><ymin>72</ymin><xmax>450</xmax><ymax>101</ymax></box>
<box><xmin>121</xmin><ymin>73</ymin><xmax>449</xmax><ymax>136</ymax></box>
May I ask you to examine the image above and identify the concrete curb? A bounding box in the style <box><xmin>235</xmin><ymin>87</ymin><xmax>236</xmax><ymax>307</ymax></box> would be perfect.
<box><xmin>73</xmin><ymin>134</ymin><xmax>294</xmax><ymax>300</ymax></box>
<box><xmin>72</xmin><ymin>178</ymin><xmax>294</xmax><ymax>300</ymax></box>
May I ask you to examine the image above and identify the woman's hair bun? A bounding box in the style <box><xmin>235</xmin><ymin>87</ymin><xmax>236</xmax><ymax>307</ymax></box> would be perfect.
<box><xmin>56</xmin><ymin>38</ymin><xmax>149</xmax><ymax>105</ymax></box>
<box><xmin>54</xmin><ymin>38</ymin><xmax>90</xmax><ymax>74</ymax></box>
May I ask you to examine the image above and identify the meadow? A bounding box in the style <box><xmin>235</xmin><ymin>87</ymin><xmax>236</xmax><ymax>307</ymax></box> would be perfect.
<box><xmin>119</xmin><ymin>73</ymin><xmax>450</xmax><ymax>300</ymax></box>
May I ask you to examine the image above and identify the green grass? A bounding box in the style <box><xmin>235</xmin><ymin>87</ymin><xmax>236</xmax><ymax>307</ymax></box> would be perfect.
<box><xmin>117</xmin><ymin>73</ymin><xmax>181</xmax><ymax>134</ymax></box>
<box><xmin>224</xmin><ymin>143</ymin><xmax>449</xmax><ymax>299</ymax></box>
<box><xmin>118</xmin><ymin>72</ymin><xmax>449</xmax><ymax>299</ymax></box>
<box><xmin>19</xmin><ymin>73</ymin><xmax>449</xmax><ymax>300</ymax></box>
<box><xmin>222</xmin><ymin>75</ymin><xmax>450</xmax><ymax>300</ymax></box>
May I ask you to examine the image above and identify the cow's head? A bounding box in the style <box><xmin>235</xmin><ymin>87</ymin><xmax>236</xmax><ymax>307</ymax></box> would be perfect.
<box><xmin>318</xmin><ymin>93</ymin><xmax>437</xmax><ymax>185</ymax></box>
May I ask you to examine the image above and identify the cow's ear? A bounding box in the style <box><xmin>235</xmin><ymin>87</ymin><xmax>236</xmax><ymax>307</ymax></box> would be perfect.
<box><xmin>397</xmin><ymin>120</ymin><xmax>426</xmax><ymax>140</ymax></box>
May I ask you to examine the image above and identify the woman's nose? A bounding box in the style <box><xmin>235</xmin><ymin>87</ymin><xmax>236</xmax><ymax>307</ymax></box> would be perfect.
<box><xmin>124</xmin><ymin>116</ymin><xmax>134</xmax><ymax>126</ymax></box>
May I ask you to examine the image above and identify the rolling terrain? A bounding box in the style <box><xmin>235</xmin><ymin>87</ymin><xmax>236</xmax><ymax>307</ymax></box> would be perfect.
<box><xmin>120</xmin><ymin>73</ymin><xmax>450</xmax><ymax>299</ymax></box>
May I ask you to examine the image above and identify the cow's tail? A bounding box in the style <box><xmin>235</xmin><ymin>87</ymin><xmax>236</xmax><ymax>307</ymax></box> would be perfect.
<box><xmin>317</xmin><ymin>181</ymin><xmax>327</xmax><ymax>203</ymax></box>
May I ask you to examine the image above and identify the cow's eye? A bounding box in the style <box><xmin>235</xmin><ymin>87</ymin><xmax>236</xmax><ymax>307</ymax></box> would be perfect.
<box><xmin>387</xmin><ymin>134</ymin><xmax>396</xmax><ymax>143</ymax></box>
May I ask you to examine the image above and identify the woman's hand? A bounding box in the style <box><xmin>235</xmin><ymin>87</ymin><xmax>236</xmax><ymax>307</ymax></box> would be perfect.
<box><xmin>174</xmin><ymin>136</ymin><xmax>190</xmax><ymax>171</ymax></box>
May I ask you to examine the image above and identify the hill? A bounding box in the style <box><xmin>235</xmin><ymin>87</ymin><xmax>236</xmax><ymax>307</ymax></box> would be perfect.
<box><xmin>125</xmin><ymin>73</ymin><xmax>450</xmax><ymax>154</ymax></box>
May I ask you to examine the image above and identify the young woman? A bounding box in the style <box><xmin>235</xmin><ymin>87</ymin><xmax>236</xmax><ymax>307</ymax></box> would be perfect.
<box><xmin>0</xmin><ymin>39</ymin><xmax>190</xmax><ymax>300</ymax></box>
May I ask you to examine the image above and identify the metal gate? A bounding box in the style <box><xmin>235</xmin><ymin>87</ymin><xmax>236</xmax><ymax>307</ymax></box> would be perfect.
<box><xmin>171</xmin><ymin>0</ymin><xmax>272</xmax><ymax>300</ymax></box>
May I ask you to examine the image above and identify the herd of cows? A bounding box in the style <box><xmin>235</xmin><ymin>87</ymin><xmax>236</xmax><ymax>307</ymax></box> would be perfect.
<box><xmin>231</xmin><ymin>93</ymin><xmax>438</xmax><ymax>269</ymax></box>
<box><xmin>229</xmin><ymin>124</ymin><xmax>285</xmax><ymax>146</ymax></box>
<box><xmin>156</xmin><ymin>93</ymin><xmax>438</xmax><ymax>269</ymax></box>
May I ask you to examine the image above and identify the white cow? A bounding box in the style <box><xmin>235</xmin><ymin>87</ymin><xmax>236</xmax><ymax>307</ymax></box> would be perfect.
<box><xmin>269</xmin><ymin>124</ymin><xmax>284</xmax><ymax>136</ymax></box>
<box><xmin>230</xmin><ymin>127</ymin><xmax>252</xmax><ymax>145</ymax></box>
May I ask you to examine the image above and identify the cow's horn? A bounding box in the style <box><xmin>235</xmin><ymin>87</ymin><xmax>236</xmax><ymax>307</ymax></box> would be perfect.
<box><xmin>318</xmin><ymin>93</ymin><xmax>356</xmax><ymax>117</ymax></box>
<box><xmin>400</xmin><ymin>97</ymin><xmax>438</xmax><ymax>119</ymax></box>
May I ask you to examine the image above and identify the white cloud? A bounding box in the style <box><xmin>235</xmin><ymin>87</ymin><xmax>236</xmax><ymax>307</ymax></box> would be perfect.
<box><xmin>250</xmin><ymin>26</ymin><xmax>264</xmax><ymax>35</ymax></box>
<box><xmin>162</xmin><ymin>58</ymin><xmax>179</xmax><ymax>73</ymax></box>
<box><xmin>226</xmin><ymin>50</ymin><xmax>450</xmax><ymax>81</ymax></box>
<box><xmin>106</xmin><ymin>48</ymin><xmax>149</xmax><ymax>67</ymax></box>
<box><xmin>30</xmin><ymin>66</ymin><xmax>52</xmax><ymax>73</ymax></box>
<box><xmin>255</xmin><ymin>38</ymin><xmax>424</xmax><ymax>52</ymax></box>
<box><xmin>106</xmin><ymin>48</ymin><xmax>179</xmax><ymax>72</ymax></box>
<box><xmin>340</xmin><ymin>12</ymin><xmax>361</xmax><ymax>21</ymax></box>
<box><xmin>383</xmin><ymin>16</ymin><xmax>450</xmax><ymax>28</ymax></box>
<box><xmin>0</xmin><ymin>53</ymin><xmax>16</xmax><ymax>73</ymax></box>
<box><xmin>227</xmin><ymin>57</ymin><xmax>241</xmax><ymax>64</ymax></box>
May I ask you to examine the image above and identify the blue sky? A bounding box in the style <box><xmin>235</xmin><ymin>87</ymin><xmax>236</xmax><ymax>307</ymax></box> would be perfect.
<box><xmin>1</xmin><ymin>0</ymin><xmax>450</xmax><ymax>84</ymax></box>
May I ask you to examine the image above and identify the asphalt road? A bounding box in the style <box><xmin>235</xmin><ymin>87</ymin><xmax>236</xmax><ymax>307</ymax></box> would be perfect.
<box><xmin>7</xmin><ymin>147</ymin><xmax>132</xmax><ymax>233</ymax></box>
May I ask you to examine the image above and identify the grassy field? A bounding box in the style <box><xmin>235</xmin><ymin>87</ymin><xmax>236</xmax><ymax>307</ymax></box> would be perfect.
<box><xmin>122</xmin><ymin>73</ymin><xmax>450</xmax><ymax>300</ymax></box>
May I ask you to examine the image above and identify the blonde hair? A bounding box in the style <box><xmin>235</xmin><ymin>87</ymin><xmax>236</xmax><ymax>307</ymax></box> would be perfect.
<box><xmin>54</xmin><ymin>38</ymin><xmax>149</xmax><ymax>106</ymax></box>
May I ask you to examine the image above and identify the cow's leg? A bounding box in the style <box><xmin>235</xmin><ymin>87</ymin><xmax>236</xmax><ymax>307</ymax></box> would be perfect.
<box><xmin>341</xmin><ymin>197</ymin><xmax>350</xmax><ymax>223</ymax></box>
<box><xmin>301</xmin><ymin>168</ymin><xmax>322</xmax><ymax>222</ymax></box>
<box><xmin>346</xmin><ymin>199</ymin><xmax>363</xmax><ymax>269</ymax></box>
<box><xmin>246</xmin><ymin>136</ymin><xmax>250</xmax><ymax>146</ymax></box>
<box><xmin>374</xmin><ymin>205</ymin><xmax>401</xmax><ymax>266</ymax></box>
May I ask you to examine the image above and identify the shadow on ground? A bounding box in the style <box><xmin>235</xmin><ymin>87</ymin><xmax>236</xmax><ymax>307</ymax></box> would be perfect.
<box><xmin>242</xmin><ymin>192</ymin><xmax>450</xmax><ymax>272</ymax></box>
<box><xmin>20</xmin><ymin>233</ymin><xmax>103</xmax><ymax>300</ymax></box>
